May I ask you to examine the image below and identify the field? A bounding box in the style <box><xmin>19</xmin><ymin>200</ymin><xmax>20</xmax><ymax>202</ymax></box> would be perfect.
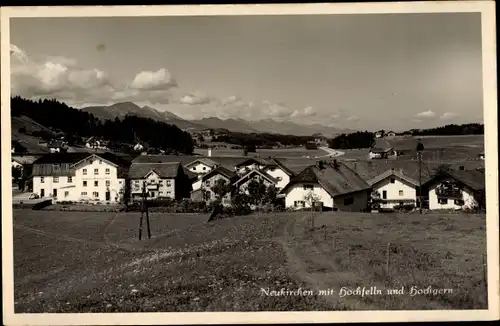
<box><xmin>194</xmin><ymin>146</ymin><xmax>329</xmax><ymax>159</ymax></box>
<box><xmin>12</xmin><ymin>209</ymin><xmax>487</xmax><ymax>312</ymax></box>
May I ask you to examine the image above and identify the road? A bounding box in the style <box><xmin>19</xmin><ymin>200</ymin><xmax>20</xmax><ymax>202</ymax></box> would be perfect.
<box><xmin>318</xmin><ymin>146</ymin><xmax>345</xmax><ymax>158</ymax></box>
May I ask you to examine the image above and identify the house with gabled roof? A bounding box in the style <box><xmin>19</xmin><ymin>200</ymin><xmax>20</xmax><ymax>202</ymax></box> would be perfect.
<box><xmin>369</xmin><ymin>138</ymin><xmax>397</xmax><ymax>160</ymax></box>
<box><xmin>423</xmin><ymin>169</ymin><xmax>485</xmax><ymax>211</ymax></box>
<box><xmin>368</xmin><ymin>168</ymin><xmax>420</xmax><ymax>209</ymax></box>
<box><xmin>128</xmin><ymin>162</ymin><xmax>191</xmax><ymax>201</ymax></box>
<box><xmin>280</xmin><ymin>160</ymin><xmax>371</xmax><ymax>212</ymax></box>
<box><xmin>197</xmin><ymin>166</ymin><xmax>238</xmax><ymax>206</ymax></box>
<box><xmin>185</xmin><ymin>158</ymin><xmax>219</xmax><ymax>174</ymax></box>
<box><xmin>233</xmin><ymin>169</ymin><xmax>278</xmax><ymax>195</ymax></box>
<box><xmin>32</xmin><ymin>152</ymin><xmax>131</xmax><ymax>203</ymax></box>
<box><xmin>261</xmin><ymin>158</ymin><xmax>295</xmax><ymax>190</ymax></box>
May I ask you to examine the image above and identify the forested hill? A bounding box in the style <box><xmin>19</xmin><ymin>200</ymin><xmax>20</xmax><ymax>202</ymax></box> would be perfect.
<box><xmin>407</xmin><ymin>123</ymin><xmax>484</xmax><ymax>136</ymax></box>
<box><xmin>11</xmin><ymin>96</ymin><xmax>195</xmax><ymax>154</ymax></box>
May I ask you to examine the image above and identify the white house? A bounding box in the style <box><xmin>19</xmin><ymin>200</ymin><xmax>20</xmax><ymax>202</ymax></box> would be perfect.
<box><xmin>280</xmin><ymin>160</ymin><xmax>371</xmax><ymax>212</ymax></box>
<box><xmin>85</xmin><ymin>137</ymin><xmax>108</xmax><ymax>150</ymax></box>
<box><xmin>375</xmin><ymin>130</ymin><xmax>384</xmax><ymax>138</ymax></box>
<box><xmin>73</xmin><ymin>154</ymin><xmax>128</xmax><ymax>203</ymax></box>
<box><xmin>368</xmin><ymin>168</ymin><xmax>419</xmax><ymax>209</ymax></box>
<box><xmin>261</xmin><ymin>158</ymin><xmax>294</xmax><ymax>190</ymax></box>
<box><xmin>127</xmin><ymin>162</ymin><xmax>192</xmax><ymax>201</ymax></box>
<box><xmin>185</xmin><ymin>158</ymin><xmax>219</xmax><ymax>175</ymax></box>
<box><xmin>424</xmin><ymin>170</ymin><xmax>485</xmax><ymax>211</ymax></box>
<box><xmin>32</xmin><ymin>153</ymin><xmax>131</xmax><ymax>203</ymax></box>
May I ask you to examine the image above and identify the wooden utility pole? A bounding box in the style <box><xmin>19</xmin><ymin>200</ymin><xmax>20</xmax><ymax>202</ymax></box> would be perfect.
<box><xmin>139</xmin><ymin>181</ymin><xmax>152</xmax><ymax>240</ymax></box>
<box><xmin>417</xmin><ymin>140</ymin><xmax>424</xmax><ymax>214</ymax></box>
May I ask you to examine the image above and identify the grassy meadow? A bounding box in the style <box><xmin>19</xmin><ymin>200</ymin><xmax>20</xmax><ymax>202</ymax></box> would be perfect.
<box><xmin>12</xmin><ymin>208</ymin><xmax>487</xmax><ymax>312</ymax></box>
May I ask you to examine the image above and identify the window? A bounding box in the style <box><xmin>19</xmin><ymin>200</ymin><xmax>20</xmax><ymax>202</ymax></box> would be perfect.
<box><xmin>203</xmin><ymin>166</ymin><xmax>206</xmax><ymax>171</ymax></box>
<box><xmin>83</xmin><ymin>181</ymin><xmax>87</xmax><ymax>187</ymax></box>
<box><xmin>81</xmin><ymin>191</ymin><xmax>87</xmax><ymax>196</ymax></box>
<box><xmin>192</xmin><ymin>167</ymin><xmax>196</xmax><ymax>171</ymax></box>
<box><xmin>64</xmin><ymin>191</ymin><xmax>69</xmax><ymax>198</ymax></box>
<box><xmin>94</xmin><ymin>168</ymin><xmax>99</xmax><ymax>175</ymax></box>
<box><xmin>135</xmin><ymin>180</ymin><xmax>140</xmax><ymax>186</ymax></box>
<box><xmin>454</xmin><ymin>199</ymin><xmax>464</xmax><ymax>206</ymax></box>
<box><xmin>106</xmin><ymin>180</ymin><xmax>110</xmax><ymax>187</ymax></box>
<box><xmin>40</xmin><ymin>189</ymin><xmax>45</xmax><ymax>197</ymax></box>
<box><xmin>40</xmin><ymin>177</ymin><xmax>45</xmax><ymax>183</ymax></box>
<box><xmin>99</xmin><ymin>160</ymin><xmax>102</xmax><ymax>164</ymax></box>
<box><xmin>303</xmin><ymin>184</ymin><xmax>314</xmax><ymax>190</ymax></box>
<box><xmin>294</xmin><ymin>200</ymin><xmax>305</xmax><ymax>208</ymax></box>
<box><xmin>105</xmin><ymin>168</ymin><xmax>110</xmax><ymax>175</ymax></box>
<box><xmin>390</xmin><ymin>178</ymin><xmax>395</xmax><ymax>184</ymax></box>
<box><xmin>276</xmin><ymin>177</ymin><xmax>282</xmax><ymax>181</ymax></box>
<box><xmin>167</xmin><ymin>191</ymin><xmax>171</xmax><ymax>195</ymax></box>
<box><xmin>205</xmin><ymin>181</ymin><xmax>210</xmax><ymax>187</ymax></box>
<box><xmin>382</xmin><ymin>190</ymin><xmax>387</xmax><ymax>199</ymax></box>
<box><xmin>93</xmin><ymin>191</ymin><xmax>99</xmax><ymax>198</ymax></box>
<box><xmin>399</xmin><ymin>190</ymin><xmax>404</xmax><ymax>196</ymax></box>
<box><xmin>83</xmin><ymin>169</ymin><xmax>87</xmax><ymax>175</ymax></box>
<box><xmin>68</xmin><ymin>176</ymin><xmax>73</xmax><ymax>183</ymax></box>
<box><xmin>119</xmin><ymin>180</ymin><xmax>122</xmax><ymax>184</ymax></box>
<box><xmin>52</xmin><ymin>164</ymin><xmax>60</xmax><ymax>171</ymax></box>
<box><xmin>53</xmin><ymin>177</ymin><xmax>59</xmax><ymax>183</ymax></box>
<box><xmin>438</xmin><ymin>198</ymin><xmax>448</xmax><ymax>205</ymax></box>
<box><xmin>94</xmin><ymin>181</ymin><xmax>99</xmax><ymax>187</ymax></box>
<box><xmin>344</xmin><ymin>197</ymin><xmax>354</xmax><ymax>206</ymax></box>
<box><xmin>166</xmin><ymin>180</ymin><xmax>172</xmax><ymax>187</ymax></box>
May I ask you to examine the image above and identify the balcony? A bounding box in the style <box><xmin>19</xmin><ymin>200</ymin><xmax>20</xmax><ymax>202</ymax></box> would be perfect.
<box><xmin>436</xmin><ymin>188</ymin><xmax>463</xmax><ymax>199</ymax></box>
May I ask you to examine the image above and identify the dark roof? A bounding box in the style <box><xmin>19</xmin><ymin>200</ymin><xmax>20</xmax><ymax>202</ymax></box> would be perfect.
<box><xmin>424</xmin><ymin>170</ymin><xmax>486</xmax><ymax>191</ymax></box>
<box><xmin>132</xmin><ymin>154</ymin><xmax>198</xmax><ymax>166</ymax></box>
<box><xmin>33</xmin><ymin>152</ymin><xmax>91</xmax><ymax>165</ymax></box>
<box><xmin>281</xmin><ymin>162</ymin><xmax>371</xmax><ymax>197</ymax></box>
<box><xmin>234</xmin><ymin>157</ymin><xmax>272</xmax><ymax>167</ymax></box>
<box><xmin>343</xmin><ymin>160</ymin><xmax>434</xmax><ymax>184</ymax></box>
<box><xmin>201</xmin><ymin>166</ymin><xmax>238</xmax><ymax>182</ymax></box>
<box><xmin>264</xmin><ymin>158</ymin><xmax>295</xmax><ymax>176</ymax></box>
<box><xmin>12</xmin><ymin>155</ymin><xmax>43</xmax><ymax>165</ymax></box>
<box><xmin>128</xmin><ymin>162</ymin><xmax>181</xmax><ymax>179</ymax></box>
<box><xmin>371</xmin><ymin>138</ymin><xmax>393</xmax><ymax>150</ymax></box>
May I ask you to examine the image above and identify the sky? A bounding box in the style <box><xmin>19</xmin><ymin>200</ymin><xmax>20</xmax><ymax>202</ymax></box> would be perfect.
<box><xmin>10</xmin><ymin>13</ymin><xmax>484</xmax><ymax>131</ymax></box>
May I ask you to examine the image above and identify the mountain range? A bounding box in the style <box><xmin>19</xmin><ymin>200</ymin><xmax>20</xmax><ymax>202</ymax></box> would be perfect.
<box><xmin>81</xmin><ymin>102</ymin><xmax>356</xmax><ymax>137</ymax></box>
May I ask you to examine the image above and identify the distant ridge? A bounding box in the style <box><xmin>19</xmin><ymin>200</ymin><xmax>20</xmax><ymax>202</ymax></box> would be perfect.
<box><xmin>81</xmin><ymin>101</ymin><xmax>358</xmax><ymax>136</ymax></box>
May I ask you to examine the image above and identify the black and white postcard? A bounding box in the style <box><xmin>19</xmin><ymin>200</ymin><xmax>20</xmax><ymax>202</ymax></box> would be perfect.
<box><xmin>1</xmin><ymin>2</ymin><xmax>498</xmax><ymax>325</ymax></box>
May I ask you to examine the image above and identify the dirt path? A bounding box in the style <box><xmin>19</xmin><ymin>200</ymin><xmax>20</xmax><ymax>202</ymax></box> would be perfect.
<box><xmin>277</xmin><ymin>214</ymin><xmax>373</xmax><ymax>310</ymax></box>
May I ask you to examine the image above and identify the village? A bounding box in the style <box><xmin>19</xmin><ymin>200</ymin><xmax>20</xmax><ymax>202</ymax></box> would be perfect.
<box><xmin>11</xmin><ymin>130</ymin><xmax>486</xmax><ymax>214</ymax></box>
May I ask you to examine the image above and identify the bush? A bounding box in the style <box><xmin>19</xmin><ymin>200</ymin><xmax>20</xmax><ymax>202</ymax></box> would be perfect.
<box><xmin>393</xmin><ymin>204</ymin><xmax>415</xmax><ymax>212</ymax></box>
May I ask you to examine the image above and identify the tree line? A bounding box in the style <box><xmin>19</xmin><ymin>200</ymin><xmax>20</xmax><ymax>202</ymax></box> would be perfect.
<box><xmin>407</xmin><ymin>123</ymin><xmax>484</xmax><ymax>136</ymax></box>
<box><xmin>11</xmin><ymin>96</ymin><xmax>194</xmax><ymax>154</ymax></box>
<box><xmin>327</xmin><ymin>131</ymin><xmax>375</xmax><ymax>150</ymax></box>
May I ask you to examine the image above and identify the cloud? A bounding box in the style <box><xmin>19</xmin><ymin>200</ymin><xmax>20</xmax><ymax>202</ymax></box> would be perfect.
<box><xmin>416</xmin><ymin>110</ymin><xmax>436</xmax><ymax>118</ymax></box>
<box><xmin>130</xmin><ymin>68</ymin><xmax>177</xmax><ymax>90</ymax></box>
<box><xmin>179</xmin><ymin>91</ymin><xmax>211</xmax><ymax>105</ymax></box>
<box><xmin>10</xmin><ymin>44</ymin><xmax>178</xmax><ymax>106</ymax></box>
<box><xmin>440</xmin><ymin>112</ymin><xmax>459</xmax><ymax>120</ymax></box>
<box><xmin>346</xmin><ymin>115</ymin><xmax>360</xmax><ymax>122</ymax></box>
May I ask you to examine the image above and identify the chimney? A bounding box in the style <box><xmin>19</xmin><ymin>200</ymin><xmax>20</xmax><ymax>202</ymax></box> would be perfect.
<box><xmin>459</xmin><ymin>165</ymin><xmax>465</xmax><ymax>171</ymax></box>
<box><xmin>316</xmin><ymin>160</ymin><xmax>325</xmax><ymax>169</ymax></box>
<box><xmin>208</xmin><ymin>148</ymin><xmax>212</xmax><ymax>157</ymax></box>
